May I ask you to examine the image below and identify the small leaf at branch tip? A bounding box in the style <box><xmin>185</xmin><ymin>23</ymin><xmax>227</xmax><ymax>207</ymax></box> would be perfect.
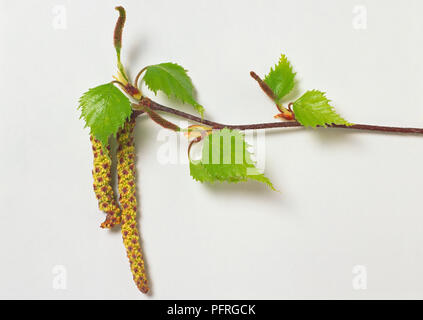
<box><xmin>264</xmin><ymin>54</ymin><xmax>296</xmax><ymax>102</ymax></box>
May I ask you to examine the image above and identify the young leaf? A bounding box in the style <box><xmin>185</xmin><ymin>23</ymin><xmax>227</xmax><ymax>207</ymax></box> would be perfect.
<box><xmin>143</xmin><ymin>63</ymin><xmax>204</xmax><ymax>116</ymax></box>
<box><xmin>189</xmin><ymin>128</ymin><xmax>276</xmax><ymax>190</ymax></box>
<box><xmin>189</xmin><ymin>161</ymin><xmax>214</xmax><ymax>183</ymax></box>
<box><xmin>264</xmin><ymin>54</ymin><xmax>296</xmax><ymax>102</ymax></box>
<box><xmin>78</xmin><ymin>83</ymin><xmax>132</xmax><ymax>147</ymax></box>
<box><xmin>293</xmin><ymin>90</ymin><xmax>352</xmax><ymax>128</ymax></box>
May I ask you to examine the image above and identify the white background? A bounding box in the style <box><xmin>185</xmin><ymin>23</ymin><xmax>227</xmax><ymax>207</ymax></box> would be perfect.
<box><xmin>1</xmin><ymin>0</ymin><xmax>423</xmax><ymax>299</ymax></box>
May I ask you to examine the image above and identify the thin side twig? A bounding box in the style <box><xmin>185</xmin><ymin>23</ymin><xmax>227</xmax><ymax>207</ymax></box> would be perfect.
<box><xmin>133</xmin><ymin>98</ymin><xmax>423</xmax><ymax>135</ymax></box>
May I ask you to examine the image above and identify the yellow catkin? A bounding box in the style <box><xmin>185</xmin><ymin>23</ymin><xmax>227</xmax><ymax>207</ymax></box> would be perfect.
<box><xmin>91</xmin><ymin>136</ymin><xmax>122</xmax><ymax>228</ymax></box>
<box><xmin>117</xmin><ymin>118</ymin><xmax>149</xmax><ymax>294</ymax></box>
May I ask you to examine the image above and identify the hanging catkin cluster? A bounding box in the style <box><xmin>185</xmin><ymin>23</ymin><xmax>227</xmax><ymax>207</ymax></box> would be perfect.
<box><xmin>116</xmin><ymin>117</ymin><xmax>149</xmax><ymax>294</ymax></box>
<box><xmin>90</xmin><ymin>119</ymin><xmax>149</xmax><ymax>293</ymax></box>
<box><xmin>90</xmin><ymin>136</ymin><xmax>121</xmax><ymax>229</ymax></box>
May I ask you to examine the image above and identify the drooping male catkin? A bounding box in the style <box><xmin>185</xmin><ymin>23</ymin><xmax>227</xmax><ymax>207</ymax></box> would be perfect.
<box><xmin>117</xmin><ymin>118</ymin><xmax>149</xmax><ymax>294</ymax></box>
<box><xmin>91</xmin><ymin>136</ymin><xmax>122</xmax><ymax>228</ymax></box>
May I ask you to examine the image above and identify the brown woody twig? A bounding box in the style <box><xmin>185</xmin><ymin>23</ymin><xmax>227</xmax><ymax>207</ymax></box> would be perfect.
<box><xmin>133</xmin><ymin>97</ymin><xmax>423</xmax><ymax>135</ymax></box>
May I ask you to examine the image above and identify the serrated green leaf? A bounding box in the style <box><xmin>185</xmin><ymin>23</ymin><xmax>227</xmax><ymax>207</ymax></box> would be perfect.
<box><xmin>143</xmin><ymin>62</ymin><xmax>204</xmax><ymax>116</ymax></box>
<box><xmin>293</xmin><ymin>90</ymin><xmax>352</xmax><ymax>128</ymax></box>
<box><xmin>189</xmin><ymin>161</ymin><xmax>215</xmax><ymax>183</ymax></box>
<box><xmin>264</xmin><ymin>54</ymin><xmax>296</xmax><ymax>102</ymax></box>
<box><xmin>78</xmin><ymin>83</ymin><xmax>132</xmax><ymax>147</ymax></box>
<box><xmin>189</xmin><ymin>128</ymin><xmax>276</xmax><ymax>190</ymax></box>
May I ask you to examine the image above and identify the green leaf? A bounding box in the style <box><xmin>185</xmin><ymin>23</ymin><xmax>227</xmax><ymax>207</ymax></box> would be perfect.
<box><xmin>293</xmin><ymin>90</ymin><xmax>352</xmax><ymax>128</ymax></box>
<box><xmin>78</xmin><ymin>83</ymin><xmax>132</xmax><ymax>147</ymax></box>
<box><xmin>189</xmin><ymin>161</ymin><xmax>214</xmax><ymax>183</ymax></box>
<box><xmin>143</xmin><ymin>62</ymin><xmax>204</xmax><ymax>116</ymax></box>
<box><xmin>264</xmin><ymin>54</ymin><xmax>296</xmax><ymax>102</ymax></box>
<box><xmin>189</xmin><ymin>128</ymin><xmax>276</xmax><ymax>190</ymax></box>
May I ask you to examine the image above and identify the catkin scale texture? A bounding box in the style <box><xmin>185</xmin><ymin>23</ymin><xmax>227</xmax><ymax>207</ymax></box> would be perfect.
<box><xmin>91</xmin><ymin>136</ymin><xmax>122</xmax><ymax>228</ymax></box>
<box><xmin>117</xmin><ymin>118</ymin><xmax>149</xmax><ymax>294</ymax></box>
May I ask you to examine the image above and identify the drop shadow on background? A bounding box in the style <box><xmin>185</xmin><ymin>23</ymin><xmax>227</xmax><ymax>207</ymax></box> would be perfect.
<box><xmin>264</xmin><ymin>125</ymin><xmax>360</xmax><ymax>145</ymax></box>
<box><xmin>261</xmin><ymin>123</ymin><xmax>406</xmax><ymax>150</ymax></box>
<box><xmin>307</xmin><ymin>125</ymin><xmax>419</xmax><ymax>145</ymax></box>
<box><xmin>310</xmin><ymin>127</ymin><xmax>359</xmax><ymax>145</ymax></box>
<box><xmin>125</xmin><ymin>35</ymin><xmax>148</xmax><ymax>82</ymax></box>
<box><xmin>202</xmin><ymin>179</ymin><xmax>278</xmax><ymax>197</ymax></box>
